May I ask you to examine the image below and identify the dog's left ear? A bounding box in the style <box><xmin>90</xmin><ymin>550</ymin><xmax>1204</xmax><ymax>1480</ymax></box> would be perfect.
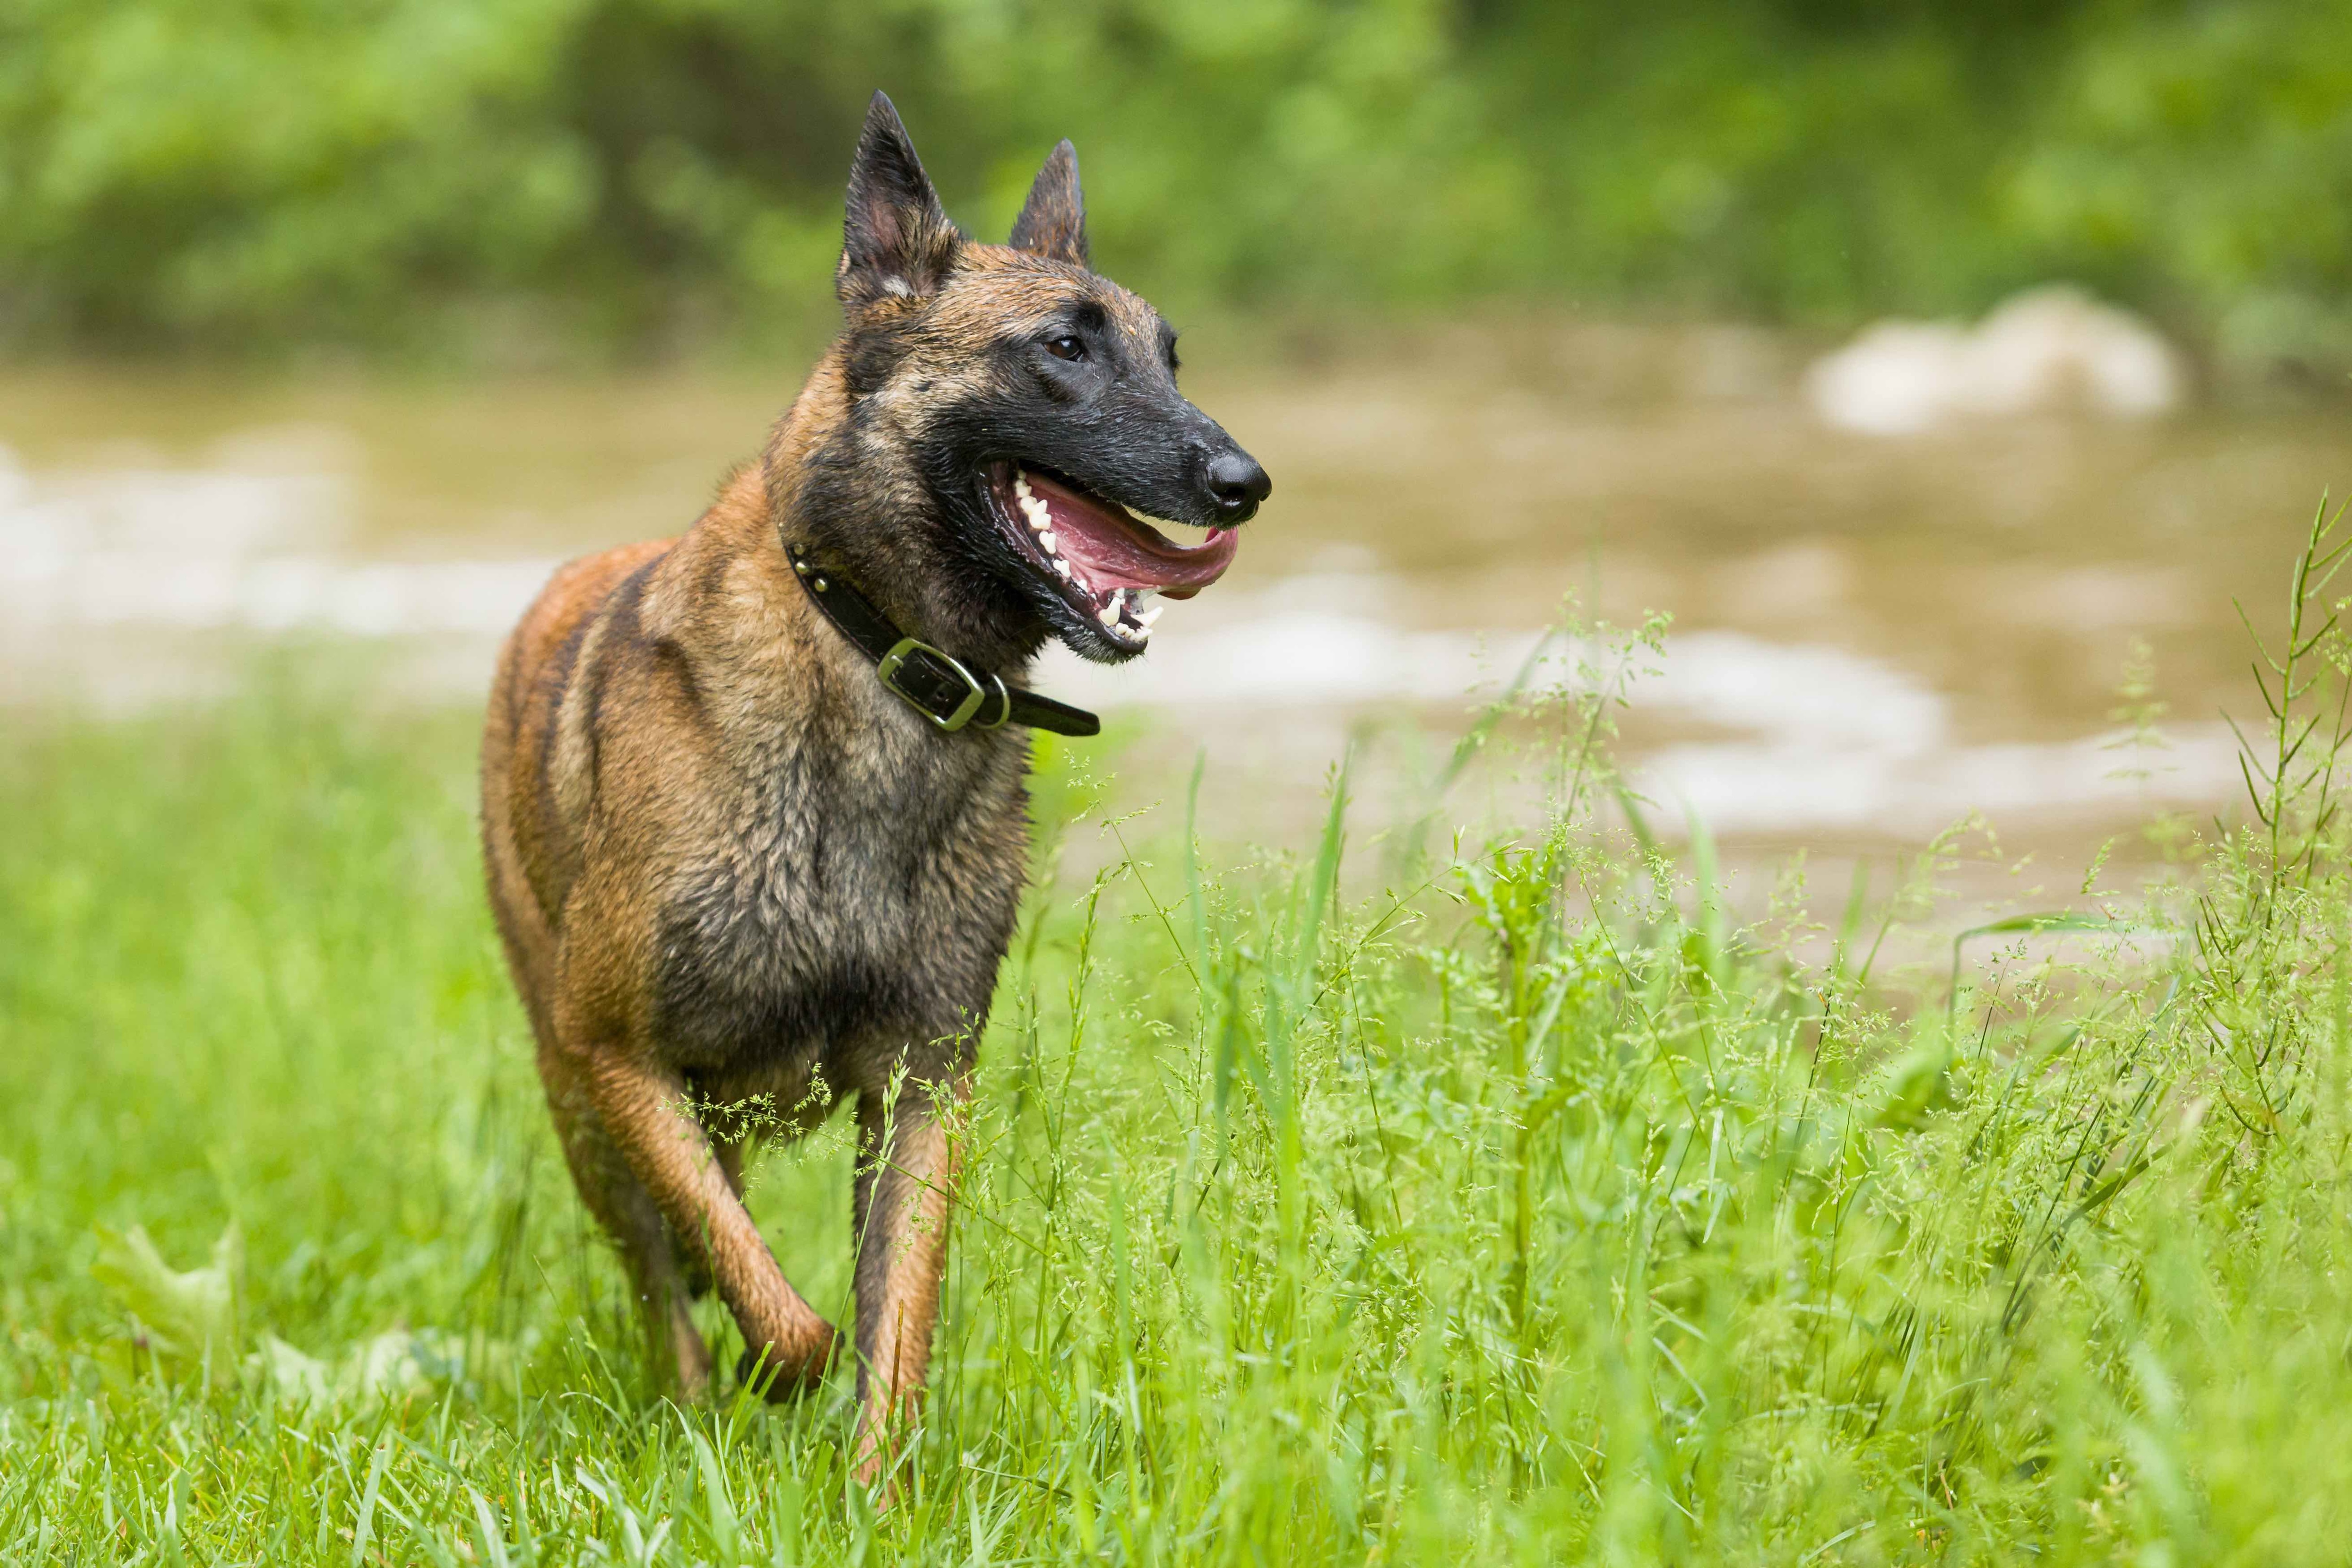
<box><xmin>1008</xmin><ymin>140</ymin><xmax>1088</xmax><ymax>267</ymax></box>
<box><xmin>839</xmin><ymin>91</ymin><xmax>963</xmax><ymax>309</ymax></box>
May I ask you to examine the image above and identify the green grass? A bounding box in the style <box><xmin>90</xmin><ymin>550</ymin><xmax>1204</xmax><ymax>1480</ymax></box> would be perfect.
<box><xmin>7</xmin><ymin>526</ymin><xmax>2352</xmax><ymax>1562</ymax></box>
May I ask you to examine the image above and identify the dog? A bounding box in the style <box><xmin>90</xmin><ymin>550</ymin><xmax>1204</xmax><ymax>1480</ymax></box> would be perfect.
<box><xmin>478</xmin><ymin>91</ymin><xmax>1270</xmax><ymax>1481</ymax></box>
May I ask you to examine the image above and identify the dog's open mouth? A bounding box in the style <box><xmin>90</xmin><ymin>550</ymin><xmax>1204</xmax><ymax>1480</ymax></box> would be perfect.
<box><xmin>987</xmin><ymin>462</ymin><xmax>1238</xmax><ymax>648</ymax></box>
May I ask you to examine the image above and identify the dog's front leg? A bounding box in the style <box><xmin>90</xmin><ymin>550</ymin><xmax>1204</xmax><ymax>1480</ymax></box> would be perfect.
<box><xmin>849</xmin><ymin>1071</ymin><xmax>968</xmax><ymax>1484</ymax></box>
<box><xmin>587</xmin><ymin>1052</ymin><xmax>842</xmax><ymax>1396</ymax></box>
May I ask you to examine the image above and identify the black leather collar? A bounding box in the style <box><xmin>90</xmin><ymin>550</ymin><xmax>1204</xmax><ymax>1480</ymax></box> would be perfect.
<box><xmin>786</xmin><ymin>546</ymin><xmax>1100</xmax><ymax>737</ymax></box>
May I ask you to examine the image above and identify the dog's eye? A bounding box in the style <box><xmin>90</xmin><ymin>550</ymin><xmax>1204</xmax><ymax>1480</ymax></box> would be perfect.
<box><xmin>1045</xmin><ymin>335</ymin><xmax>1086</xmax><ymax>362</ymax></box>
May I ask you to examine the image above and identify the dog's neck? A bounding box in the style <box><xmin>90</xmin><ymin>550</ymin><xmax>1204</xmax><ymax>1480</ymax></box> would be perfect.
<box><xmin>760</xmin><ymin>345</ymin><xmax>1048</xmax><ymax>680</ymax></box>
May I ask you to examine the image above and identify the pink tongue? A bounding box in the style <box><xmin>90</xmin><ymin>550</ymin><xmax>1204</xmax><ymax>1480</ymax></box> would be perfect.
<box><xmin>1030</xmin><ymin>477</ymin><xmax>1238</xmax><ymax>599</ymax></box>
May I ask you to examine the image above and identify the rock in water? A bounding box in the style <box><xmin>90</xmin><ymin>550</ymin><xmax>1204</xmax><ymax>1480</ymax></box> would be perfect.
<box><xmin>1806</xmin><ymin>285</ymin><xmax>2183</xmax><ymax>436</ymax></box>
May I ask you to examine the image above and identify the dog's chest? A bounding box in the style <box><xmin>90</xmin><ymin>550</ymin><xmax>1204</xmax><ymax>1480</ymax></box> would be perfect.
<box><xmin>649</xmin><ymin>721</ymin><xmax>1030</xmax><ymax>1075</ymax></box>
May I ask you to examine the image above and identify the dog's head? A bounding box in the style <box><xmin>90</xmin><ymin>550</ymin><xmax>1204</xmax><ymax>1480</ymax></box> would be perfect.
<box><xmin>812</xmin><ymin>92</ymin><xmax>1269</xmax><ymax>664</ymax></box>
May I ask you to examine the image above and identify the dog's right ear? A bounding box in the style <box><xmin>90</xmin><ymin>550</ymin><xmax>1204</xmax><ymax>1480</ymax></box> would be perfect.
<box><xmin>838</xmin><ymin>91</ymin><xmax>962</xmax><ymax>310</ymax></box>
<box><xmin>1008</xmin><ymin>140</ymin><xmax>1088</xmax><ymax>267</ymax></box>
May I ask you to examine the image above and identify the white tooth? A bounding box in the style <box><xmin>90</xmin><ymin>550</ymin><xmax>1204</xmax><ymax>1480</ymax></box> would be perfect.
<box><xmin>1024</xmin><ymin>500</ymin><xmax>1049</xmax><ymax>529</ymax></box>
<box><xmin>1098</xmin><ymin>598</ymin><xmax>1120</xmax><ymax>626</ymax></box>
<box><xmin>1135</xmin><ymin>604</ymin><xmax>1163</xmax><ymax>627</ymax></box>
<box><xmin>1038</xmin><ymin>531</ymin><xmax>1057</xmax><ymax>553</ymax></box>
<box><xmin>1133</xmin><ymin>625</ymin><xmax>1150</xmax><ymax>642</ymax></box>
<box><xmin>1014</xmin><ymin>472</ymin><xmax>1033</xmax><ymax>499</ymax></box>
<box><xmin>1054</xmin><ymin>559</ymin><xmax>1071</xmax><ymax>579</ymax></box>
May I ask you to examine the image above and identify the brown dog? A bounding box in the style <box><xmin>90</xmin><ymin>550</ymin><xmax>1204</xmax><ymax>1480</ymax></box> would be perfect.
<box><xmin>479</xmin><ymin>92</ymin><xmax>1269</xmax><ymax>1479</ymax></box>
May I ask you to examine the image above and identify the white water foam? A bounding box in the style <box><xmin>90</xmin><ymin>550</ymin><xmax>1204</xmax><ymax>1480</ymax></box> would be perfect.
<box><xmin>0</xmin><ymin>444</ymin><xmax>561</xmax><ymax>637</ymax></box>
<box><xmin>1041</xmin><ymin>610</ymin><xmax>2237</xmax><ymax>836</ymax></box>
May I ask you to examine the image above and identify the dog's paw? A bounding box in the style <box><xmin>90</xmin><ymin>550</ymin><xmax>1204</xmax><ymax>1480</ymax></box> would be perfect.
<box><xmin>736</xmin><ymin>1330</ymin><xmax>839</xmax><ymax>1402</ymax></box>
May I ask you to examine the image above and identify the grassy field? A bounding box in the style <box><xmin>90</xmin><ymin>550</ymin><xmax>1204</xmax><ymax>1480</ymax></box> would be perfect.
<box><xmin>6</xmin><ymin>532</ymin><xmax>2352</xmax><ymax>1564</ymax></box>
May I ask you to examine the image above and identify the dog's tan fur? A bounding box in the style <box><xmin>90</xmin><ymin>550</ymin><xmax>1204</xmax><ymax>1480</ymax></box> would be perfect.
<box><xmin>479</xmin><ymin>95</ymin><xmax>1266</xmax><ymax>1484</ymax></box>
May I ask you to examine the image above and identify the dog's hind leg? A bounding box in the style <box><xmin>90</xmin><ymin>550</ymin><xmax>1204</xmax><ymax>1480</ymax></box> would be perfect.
<box><xmin>584</xmin><ymin>1052</ymin><xmax>842</xmax><ymax>1398</ymax></box>
<box><xmin>540</xmin><ymin>1044</ymin><xmax>712</xmax><ymax>1398</ymax></box>
<box><xmin>848</xmin><ymin>1070</ymin><xmax>969</xmax><ymax>1485</ymax></box>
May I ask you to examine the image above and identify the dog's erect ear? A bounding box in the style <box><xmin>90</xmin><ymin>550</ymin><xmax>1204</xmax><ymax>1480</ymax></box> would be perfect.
<box><xmin>1008</xmin><ymin>140</ymin><xmax>1088</xmax><ymax>267</ymax></box>
<box><xmin>838</xmin><ymin>91</ymin><xmax>962</xmax><ymax>308</ymax></box>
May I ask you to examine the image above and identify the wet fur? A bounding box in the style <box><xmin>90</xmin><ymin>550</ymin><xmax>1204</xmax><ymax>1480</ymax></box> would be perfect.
<box><xmin>478</xmin><ymin>94</ymin><xmax>1265</xmax><ymax>1484</ymax></box>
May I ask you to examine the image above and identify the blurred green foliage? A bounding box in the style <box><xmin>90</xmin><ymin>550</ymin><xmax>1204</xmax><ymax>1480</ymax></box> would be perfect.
<box><xmin>1</xmin><ymin>0</ymin><xmax>2347</xmax><ymax>355</ymax></box>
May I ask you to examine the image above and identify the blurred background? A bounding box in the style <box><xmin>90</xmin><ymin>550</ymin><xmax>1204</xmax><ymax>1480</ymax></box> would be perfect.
<box><xmin>7</xmin><ymin>0</ymin><xmax>2352</xmax><ymax>903</ymax></box>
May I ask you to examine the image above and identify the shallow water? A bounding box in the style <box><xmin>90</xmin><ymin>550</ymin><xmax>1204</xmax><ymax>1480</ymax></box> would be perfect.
<box><xmin>4</xmin><ymin>325</ymin><xmax>2346</xmax><ymax>890</ymax></box>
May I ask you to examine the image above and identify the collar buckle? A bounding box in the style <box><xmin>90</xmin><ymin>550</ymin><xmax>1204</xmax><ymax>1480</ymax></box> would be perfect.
<box><xmin>876</xmin><ymin>636</ymin><xmax>1011</xmax><ymax>732</ymax></box>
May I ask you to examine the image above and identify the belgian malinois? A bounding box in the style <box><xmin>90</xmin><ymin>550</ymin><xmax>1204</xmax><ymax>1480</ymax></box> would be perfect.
<box><xmin>479</xmin><ymin>92</ymin><xmax>1270</xmax><ymax>1479</ymax></box>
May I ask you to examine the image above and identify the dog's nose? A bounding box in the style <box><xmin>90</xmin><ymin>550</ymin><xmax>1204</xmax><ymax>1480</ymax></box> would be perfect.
<box><xmin>1206</xmin><ymin>449</ymin><xmax>1271</xmax><ymax>522</ymax></box>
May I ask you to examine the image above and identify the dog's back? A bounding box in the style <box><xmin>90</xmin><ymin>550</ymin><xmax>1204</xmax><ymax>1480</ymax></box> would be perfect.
<box><xmin>480</xmin><ymin>533</ymin><xmax>673</xmax><ymax>1032</ymax></box>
